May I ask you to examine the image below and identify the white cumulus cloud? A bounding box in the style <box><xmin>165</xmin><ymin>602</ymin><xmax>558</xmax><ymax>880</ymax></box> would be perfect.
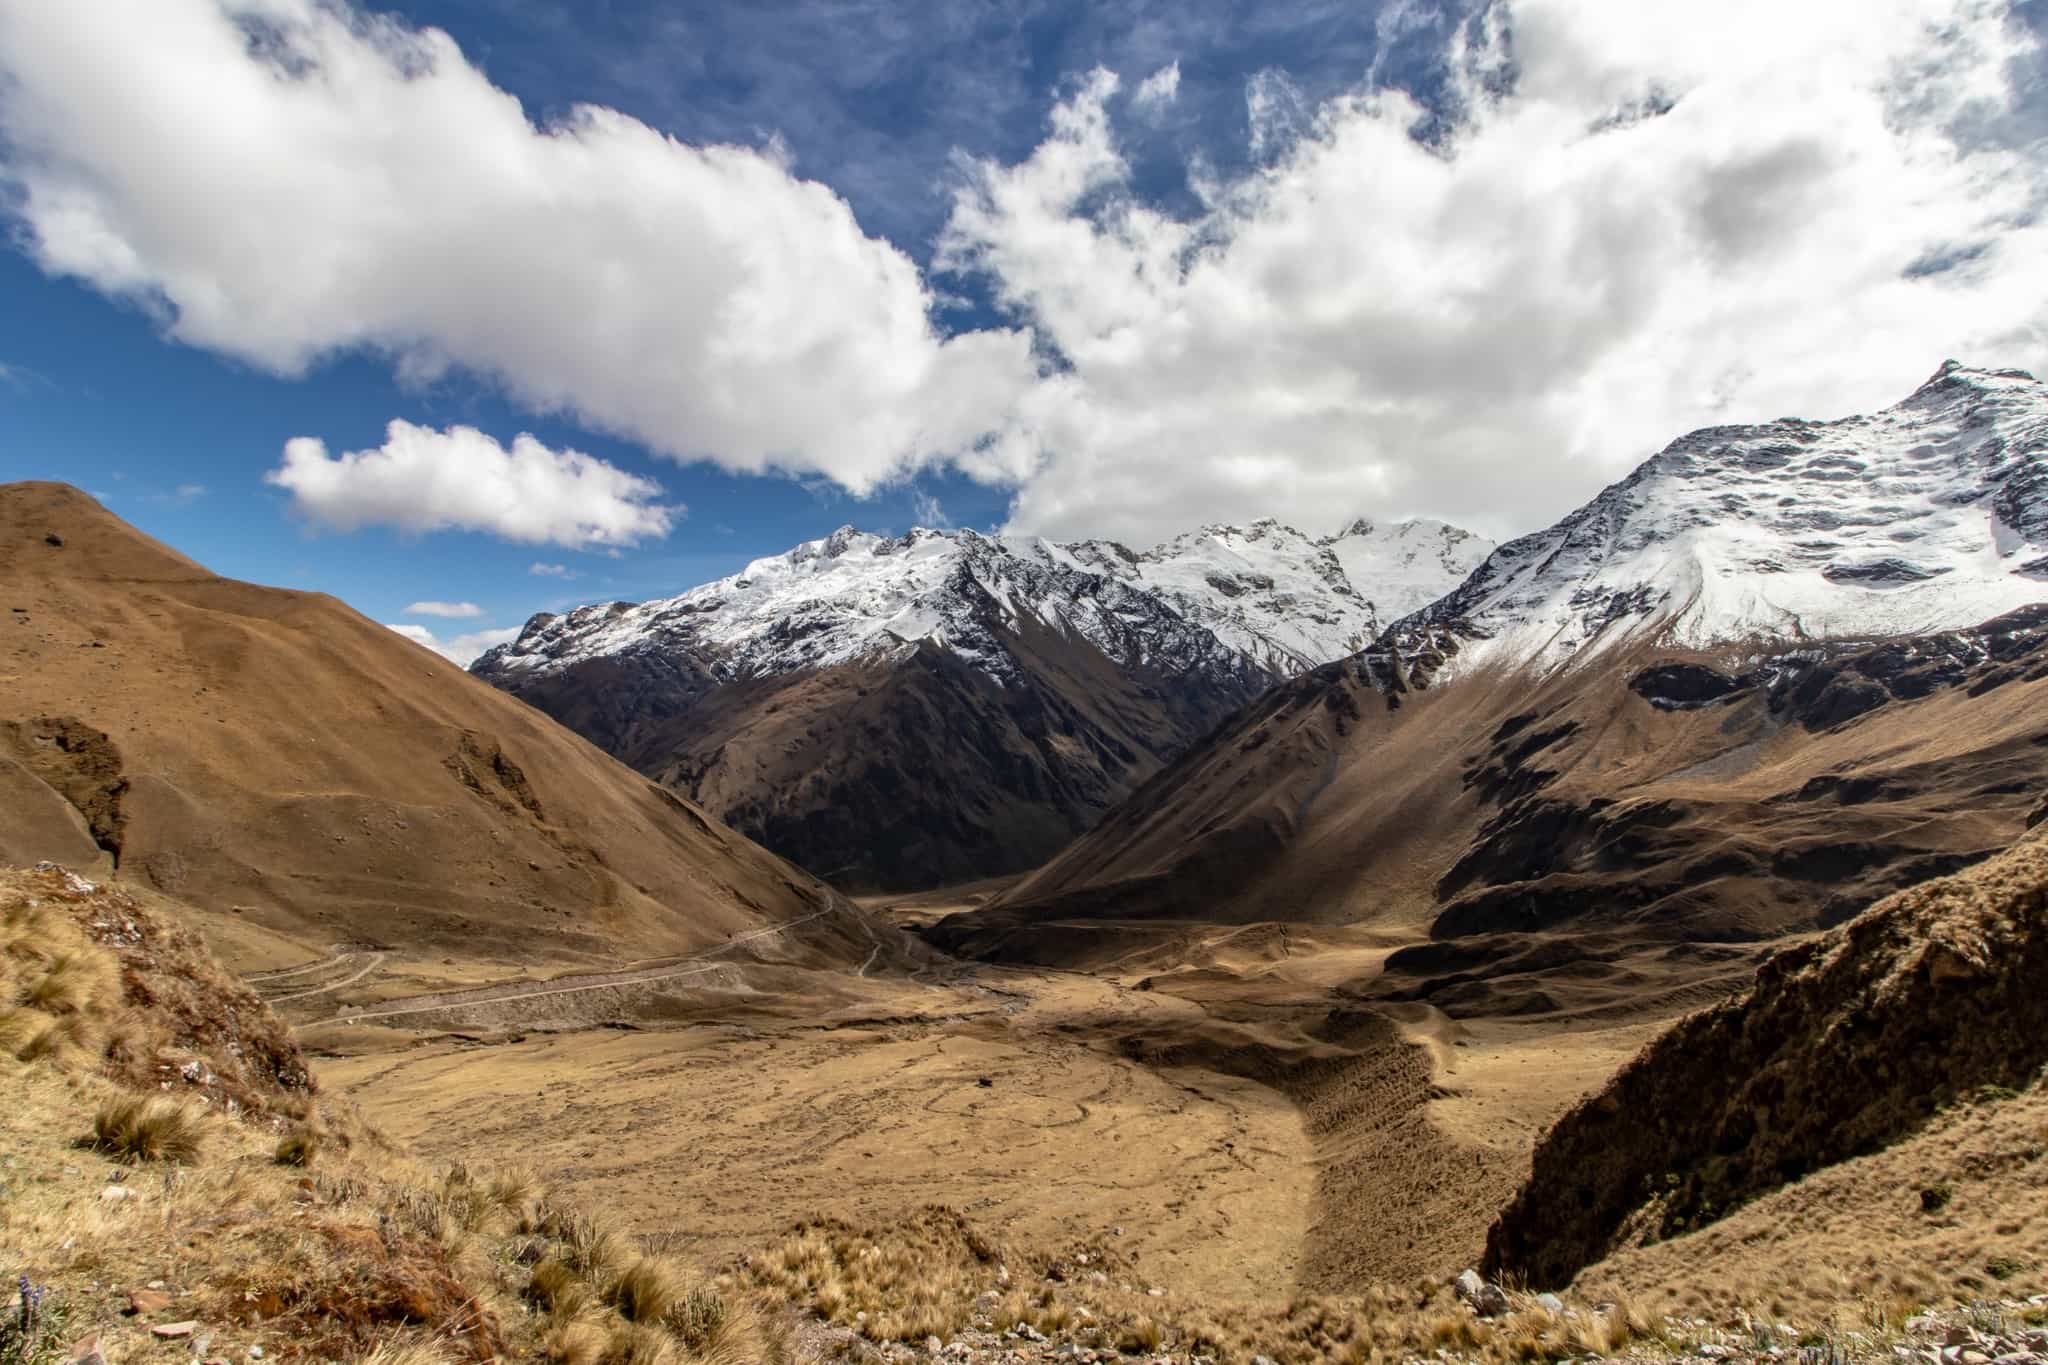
<box><xmin>4</xmin><ymin>0</ymin><xmax>2047</xmax><ymax>549</ymax></box>
<box><xmin>943</xmin><ymin>0</ymin><xmax>2048</xmax><ymax>544</ymax></box>
<box><xmin>268</xmin><ymin>421</ymin><xmax>676</xmax><ymax>548</ymax></box>
<box><xmin>528</xmin><ymin>562</ymin><xmax>578</xmax><ymax>579</ymax></box>
<box><xmin>404</xmin><ymin>600</ymin><xmax>483</xmax><ymax>618</ymax></box>
<box><xmin>385</xmin><ymin>621</ymin><xmax>520</xmax><ymax>667</ymax></box>
<box><xmin>0</xmin><ymin>0</ymin><xmax>1035</xmax><ymax>493</ymax></box>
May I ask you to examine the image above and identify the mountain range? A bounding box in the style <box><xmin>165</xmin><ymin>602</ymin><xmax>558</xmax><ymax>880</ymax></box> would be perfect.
<box><xmin>931</xmin><ymin>362</ymin><xmax>2048</xmax><ymax>1000</ymax></box>
<box><xmin>472</xmin><ymin>516</ymin><xmax>1491</xmax><ymax>888</ymax></box>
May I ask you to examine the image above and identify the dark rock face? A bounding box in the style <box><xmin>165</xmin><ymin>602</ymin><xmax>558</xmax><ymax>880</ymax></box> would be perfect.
<box><xmin>478</xmin><ymin>621</ymin><xmax>1271</xmax><ymax>892</ymax></box>
<box><xmin>1820</xmin><ymin>558</ymin><xmax>1949</xmax><ymax>585</ymax></box>
<box><xmin>1628</xmin><ymin>663</ymin><xmax>1747</xmax><ymax>710</ymax></box>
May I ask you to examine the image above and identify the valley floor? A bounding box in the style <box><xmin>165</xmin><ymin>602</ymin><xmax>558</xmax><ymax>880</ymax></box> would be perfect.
<box><xmin>303</xmin><ymin>896</ymin><xmax>1669</xmax><ymax>1302</ymax></box>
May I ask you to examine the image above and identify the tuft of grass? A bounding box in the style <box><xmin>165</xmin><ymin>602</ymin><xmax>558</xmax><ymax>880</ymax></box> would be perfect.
<box><xmin>22</xmin><ymin>951</ymin><xmax>113</xmax><ymax>1016</ymax></box>
<box><xmin>527</xmin><ymin>1260</ymin><xmax>592</xmax><ymax>1320</ymax></box>
<box><xmin>545</xmin><ymin>1319</ymin><xmax>608</xmax><ymax>1365</ymax></box>
<box><xmin>600</xmin><ymin>1321</ymin><xmax>679</xmax><ymax>1365</ymax></box>
<box><xmin>350</xmin><ymin>1342</ymin><xmax>453</xmax><ymax>1365</ymax></box>
<box><xmin>608</xmin><ymin>1257</ymin><xmax>682</xmax><ymax>1325</ymax></box>
<box><xmin>90</xmin><ymin>1094</ymin><xmax>205</xmax><ymax>1163</ymax></box>
<box><xmin>1116</xmin><ymin>1315</ymin><xmax>1164</xmax><ymax>1354</ymax></box>
<box><xmin>275</xmin><ymin>1128</ymin><xmax>323</xmax><ymax>1167</ymax></box>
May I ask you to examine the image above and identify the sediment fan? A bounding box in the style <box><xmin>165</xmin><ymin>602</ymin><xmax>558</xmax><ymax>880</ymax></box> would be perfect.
<box><xmin>931</xmin><ymin>362</ymin><xmax>2048</xmax><ymax>998</ymax></box>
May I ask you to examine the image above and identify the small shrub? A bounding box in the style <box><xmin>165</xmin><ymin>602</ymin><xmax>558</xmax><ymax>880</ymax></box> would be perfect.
<box><xmin>1974</xmin><ymin>1084</ymin><xmax>2021</xmax><ymax>1104</ymax></box>
<box><xmin>91</xmin><ymin>1094</ymin><xmax>204</xmax><ymax>1163</ymax></box>
<box><xmin>666</xmin><ymin>1285</ymin><xmax>730</xmax><ymax>1351</ymax></box>
<box><xmin>1987</xmin><ymin>1256</ymin><xmax>2025</xmax><ymax>1281</ymax></box>
<box><xmin>1</xmin><ymin>1276</ymin><xmax>72</xmax><ymax>1365</ymax></box>
<box><xmin>1920</xmin><ymin>1183</ymin><xmax>1953</xmax><ymax>1213</ymax></box>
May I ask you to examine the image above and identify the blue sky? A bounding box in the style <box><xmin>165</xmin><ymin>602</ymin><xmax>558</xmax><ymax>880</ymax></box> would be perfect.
<box><xmin>2</xmin><ymin>0</ymin><xmax>2044</xmax><ymax>660</ymax></box>
<box><xmin>0</xmin><ymin>0</ymin><xmax>1473</xmax><ymax>655</ymax></box>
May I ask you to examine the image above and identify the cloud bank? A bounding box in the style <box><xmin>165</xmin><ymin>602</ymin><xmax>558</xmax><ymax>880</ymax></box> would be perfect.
<box><xmin>0</xmin><ymin>0</ymin><xmax>1033</xmax><ymax>494</ymax></box>
<box><xmin>943</xmin><ymin>0</ymin><xmax>2048</xmax><ymax>542</ymax></box>
<box><xmin>3</xmin><ymin>0</ymin><xmax>2045</xmax><ymax>545</ymax></box>
<box><xmin>268</xmin><ymin>421</ymin><xmax>675</xmax><ymax>548</ymax></box>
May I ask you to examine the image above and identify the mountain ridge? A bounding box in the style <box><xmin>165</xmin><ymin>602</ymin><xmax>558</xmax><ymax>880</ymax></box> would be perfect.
<box><xmin>930</xmin><ymin>364</ymin><xmax>2048</xmax><ymax>990</ymax></box>
<box><xmin>471</xmin><ymin>513</ymin><xmax>1490</xmax><ymax>888</ymax></box>
<box><xmin>1373</xmin><ymin>360</ymin><xmax>2048</xmax><ymax>688</ymax></box>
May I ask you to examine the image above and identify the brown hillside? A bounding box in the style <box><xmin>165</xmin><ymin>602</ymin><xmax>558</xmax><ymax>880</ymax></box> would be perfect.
<box><xmin>479</xmin><ymin>608</ymin><xmax>1269</xmax><ymax>893</ymax></box>
<box><xmin>931</xmin><ymin>614</ymin><xmax>2048</xmax><ymax>1016</ymax></box>
<box><xmin>0</xmin><ymin>481</ymin><xmax>866</xmax><ymax>971</ymax></box>
<box><xmin>1486</xmin><ymin>828</ymin><xmax>2048</xmax><ymax>1289</ymax></box>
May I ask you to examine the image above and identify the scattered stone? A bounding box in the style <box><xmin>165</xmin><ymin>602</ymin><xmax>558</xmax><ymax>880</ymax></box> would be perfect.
<box><xmin>98</xmin><ymin>1185</ymin><xmax>137</xmax><ymax>1203</ymax></box>
<box><xmin>248</xmin><ymin>1348</ymin><xmax>265</xmax><ymax>1360</ymax></box>
<box><xmin>151</xmin><ymin>1322</ymin><xmax>198</xmax><ymax>1340</ymax></box>
<box><xmin>925</xmin><ymin>1337</ymin><xmax>943</xmax><ymax>1354</ymax></box>
<box><xmin>1452</xmin><ymin>1268</ymin><xmax>1512</xmax><ymax>1317</ymax></box>
<box><xmin>126</xmin><ymin>1287</ymin><xmax>172</xmax><ymax>1315</ymax></box>
<box><xmin>1537</xmin><ymin>1292</ymin><xmax>1565</xmax><ymax>1314</ymax></box>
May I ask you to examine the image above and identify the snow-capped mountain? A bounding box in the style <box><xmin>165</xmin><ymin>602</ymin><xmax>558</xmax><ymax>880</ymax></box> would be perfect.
<box><xmin>1379</xmin><ymin>361</ymin><xmax>2048</xmax><ymax>683</ymax></box>
<box><xmin>478</xmin><ymin>517</ymin><xmax>1493</xmax><ymax>690</ymax></box>
<box><xmin>1063</xmin><ymin>518</ymin><xmax>1491</xmax><ymax>673</ymax></box>
<box><xmin>470</xmin><ymin>514</ymin><xmax>1490</xmax><ymax>889</ymax></box>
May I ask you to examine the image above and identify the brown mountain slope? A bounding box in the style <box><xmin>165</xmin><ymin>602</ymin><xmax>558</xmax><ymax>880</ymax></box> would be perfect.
<box><xmin>928</xmin><ymin>613</ymin><xmax>2048</xmax><ymax>1013</ymax></box>
<box><xmin>1486</xmin><ymin>826</ymin><xmax>2048</xmax><ymax>1293</ymax></box>
<box><xmin>0</xmin><ymin>481</ymin><xmax>866</xmax><ymax>970</ymax></box>
<box><xmin>482</xmin><ymin>614</ymin><xmax>1269</xmax><ymax>892</ymax></box>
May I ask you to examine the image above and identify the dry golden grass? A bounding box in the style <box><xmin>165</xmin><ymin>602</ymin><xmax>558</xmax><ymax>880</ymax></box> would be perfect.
<box><xmin>275</xmin><ymin>1127</ymin><xmax>323</xmax><ymax>1167</ymax></box>
<box><xmin>90</xmin><ymin>1093</ymin><xmax>207</xmax><ymax>1163</ymax></box>
<box><xmin>609</xmin><ymin>1257</ymin><xmax>685</xmax><ymax>1324</ymax></box>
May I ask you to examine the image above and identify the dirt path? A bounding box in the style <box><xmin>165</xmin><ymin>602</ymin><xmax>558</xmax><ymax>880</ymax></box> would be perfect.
<box><xmin>264</xmin><ymin>952</ymin><xmax>388</xmax><ymax>1004</ymax></box>
<box><xmin>309</xmin><ymin>903</ymin><xmax>846</xmax><ymax>1025</ymax></box>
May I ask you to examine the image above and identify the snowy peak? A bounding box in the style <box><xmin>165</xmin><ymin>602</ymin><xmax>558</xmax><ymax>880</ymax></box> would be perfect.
<box><xmin>476</xmin><ymin>515</ymin><xmax>1494</xmax><ymax>689</ymax></box>
<box><xmin>1380</xmin><ymin>362</ymin><xmax>2048</xmax><ymax>682</ymax></box>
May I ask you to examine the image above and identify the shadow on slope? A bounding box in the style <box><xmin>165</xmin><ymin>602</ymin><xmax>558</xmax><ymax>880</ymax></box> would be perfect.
<box><xmin>1486</xmin><ymin>827</ymin><xmax>2048</xmax><ymax>1288</ymax></box>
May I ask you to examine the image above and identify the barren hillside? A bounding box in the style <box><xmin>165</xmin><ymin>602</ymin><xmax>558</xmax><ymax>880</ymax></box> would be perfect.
<box><xmin>0</xmin><ymin>480</ymin><xmax>869</xmax><ymax>972</ymax></box>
